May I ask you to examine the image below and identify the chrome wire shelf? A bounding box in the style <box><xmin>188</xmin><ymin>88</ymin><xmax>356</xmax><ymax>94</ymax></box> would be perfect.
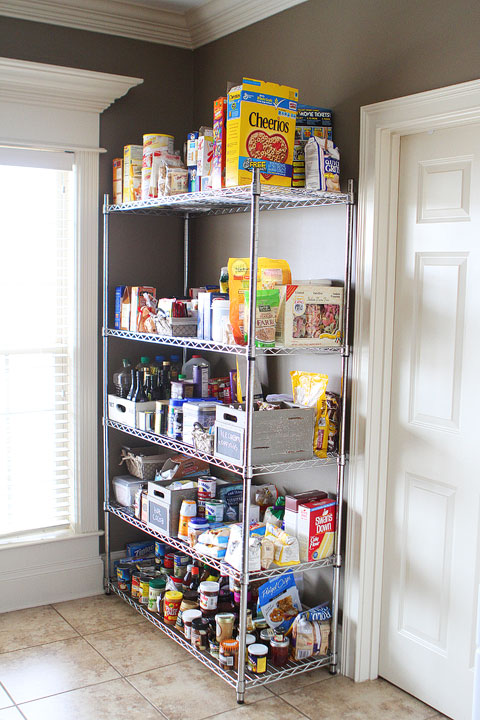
<box><xmin>107</xmin><ymin>503</ymin><xmax>336</xmax><ymax>581</ymax></box>
<box><xmin>105</xmin><ymin>328</ymin><xmax>344</xmax><ymax>356</ymax></box>
<box><xmin>109</xmin><ymin>580</ymin><xmax>333</xmax><ymax>688</ymax></box>
<box><xmin>105</xmin><ymin>419</ymin><xmax>338</xmax><ymax>477</ymax></box>
<box><xmin>106</xmin><ymin>185</ymin><xmax>351</xmax><ymax>217</ymax></box>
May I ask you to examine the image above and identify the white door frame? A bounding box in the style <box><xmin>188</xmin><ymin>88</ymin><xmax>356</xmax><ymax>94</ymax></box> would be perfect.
<box><xmin>342</xmin><ymin>78</ymin><xmax>480</xmax><ymax>681</ymax></box>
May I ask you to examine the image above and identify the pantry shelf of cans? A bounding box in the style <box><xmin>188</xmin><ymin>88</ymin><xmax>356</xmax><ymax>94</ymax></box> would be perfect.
<box><xmin>102</xmin><ymin>80</ymin><xmax>354</xmax><ymax>703</ymax></box>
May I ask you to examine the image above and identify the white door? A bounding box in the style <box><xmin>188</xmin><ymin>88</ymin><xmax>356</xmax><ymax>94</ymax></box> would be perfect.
<box><xmin>379</xmin><ymin>124</ymin><xmax>480</xmax><ymax>720</ymax></box>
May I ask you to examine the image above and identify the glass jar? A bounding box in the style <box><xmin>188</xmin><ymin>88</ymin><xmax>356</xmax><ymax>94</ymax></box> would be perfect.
<box><xmin>270</xmin><ymin>635</ymin><xmax>290</xmax><ymax>667</ymax></box>
<box><xmin>215</xmin><ymin>613</ymin><xmax>235</xmax><ymax>643</ymax></box>
<box><xmin>148</xmin><ymin>577</ymin><xmax>166</xmax><ymax>612</ymax></box>
<box><xmin>191</xmin><ymin>617</ymin><xmax>209</xmax><ymax>651</ymax></box>
<box><xmin>219</xmin><ymin>639</ymin><xmax>239</xmax><ymax>671</ymax></box>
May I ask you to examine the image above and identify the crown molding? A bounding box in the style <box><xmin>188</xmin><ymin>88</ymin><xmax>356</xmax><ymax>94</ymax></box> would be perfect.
<box><xmin>0</xmin><ymin>56</ymin><xmax>143</xmax><ymax>112</ymax></box>
<box><xmin>0</xmin><ymin>0</ymin><xmax>307</xmax><ymax>49</ymax></box>
<box><xmin>187</xmin><ymin>0</ymin><xmax>307</xmax><ymax>48</ymax></box>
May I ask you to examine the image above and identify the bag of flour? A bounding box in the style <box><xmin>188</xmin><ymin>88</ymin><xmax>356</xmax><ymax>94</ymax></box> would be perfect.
<box><xmin>305</xmin><ymin>137</ymin><xmax>340</xmax><ymax>192</ymax></box>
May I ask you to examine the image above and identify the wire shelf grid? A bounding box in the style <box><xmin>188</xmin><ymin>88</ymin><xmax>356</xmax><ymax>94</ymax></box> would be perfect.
<box><xmin>108</xmin><ymin>581</ymin><xmax>333</xmax><ymax>688</ymax></box>
<box><xmin>104</xmin><ymin>328</ymin><xmax>344</xmax><ymax>356</ymax></box>
<box><xmin>106</xmin><ymin>185</ymin><xmax>351</xmax><ymax>217</ymax></box>
<box><xmin>105</xmin><ymin>419</ymin><xmax>339</xmax><ymax>476</ymax></box>
<box><xmin>106</xmin><ymin>503</ymin><xmax>337</xmax><ymax>581</ymax></box>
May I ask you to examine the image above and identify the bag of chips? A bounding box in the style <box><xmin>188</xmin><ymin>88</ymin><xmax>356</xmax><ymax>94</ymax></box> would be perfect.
<box><xmin>290</xmin><ymin>371</ymin><xmax>329</xmax><ymax>457</ymax></box>
<box><xmin>244</xmin><ymin>288</ymin><xmax>280</xmax><ymax>348</ymax></box>
<box><xmin>228</xmin><ymin>257</ymin><xmax>291</xmax><ymax>345</ymax></box>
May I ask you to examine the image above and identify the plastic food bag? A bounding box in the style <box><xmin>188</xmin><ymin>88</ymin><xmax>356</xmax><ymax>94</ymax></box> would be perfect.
<box><xmin>244</xmin><ymin>288</ymin><xmax>280</xmax><ymax>347</ymax></box>
<box><xmin>228</xmin><ymin>257</ymin><xmax>291</xmax><ymax>345</ymax></box>
<box><xmin>305</xmin><ymin>137</ymin><xmax>340</xmax><ymax>192</ymax></box>
<box><xmin>265</xmin><ymin>523</ymin><xmax>300</xmax><ymax>566</ymax></box>
<box><xmin>290</xmin><ymin>371</ymin><xmax>329</xmax><ymax>457</ymax></box>
<box><xmin>289</xmin><ymin>603</ymin><xmax>332</xmax><ymax>660</ymax></box>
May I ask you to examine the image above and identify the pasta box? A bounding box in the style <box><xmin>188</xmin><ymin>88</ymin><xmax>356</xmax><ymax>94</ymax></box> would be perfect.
<box><xmin>226</xmin><ymin>77</ymin><xmax>298</xmax><ymax>187</ymax></box>
<box><xmin>276</xmin><ymin>284</ymin><xmax>343</xmax><ymax>346</ymax></box>
<box><xmin>297</xmin><ymin>498</ymin><xmax>336</xmax><ymax>562</ymax></box>
<box><xmin>214</xmin><ymin>402</ymin><xmax>314</xmax><ymax>466</ymax></box>
<box><xmin>146</xmin><ymin>479</ymin><xmax>198</xmax><ymax>537</ymax></box>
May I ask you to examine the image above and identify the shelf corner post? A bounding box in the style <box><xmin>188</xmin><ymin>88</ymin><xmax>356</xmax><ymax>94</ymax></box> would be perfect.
<box><xmin>102</xmin><ymin>193</ymin><xmax>111</xmax><ymax>594</ymax></box>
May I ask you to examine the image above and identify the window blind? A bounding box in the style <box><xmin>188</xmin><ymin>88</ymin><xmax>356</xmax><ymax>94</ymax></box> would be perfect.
<box><xmin>0</xmin><ymin>151</ymin><xmax>75</xmax><ymax>538</ymax></box>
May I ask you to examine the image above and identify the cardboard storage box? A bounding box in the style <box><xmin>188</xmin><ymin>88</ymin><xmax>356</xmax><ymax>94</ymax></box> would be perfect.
<box><xmin>276</xmin><ymin>284</ymin><xmax>343</xmax><ymax>346</ymax></box>
<box><xmin>297</xmin><ymin>497</ymin><xmax>336</xmax><ymax>562</ymax></box>
<box><xmin>214</xmin><ymin>403</ymin><xmax>314</xmax><ymax>466</ymax></box>
<box><xmin>108</xmin><ymin>395</ymin><xmax>156</xmax><ymax>429</ymax></box>
<box><xmin>146</xmin><ymin>479</ymin><xmax>198</xmax><ymax>537</ymax></box>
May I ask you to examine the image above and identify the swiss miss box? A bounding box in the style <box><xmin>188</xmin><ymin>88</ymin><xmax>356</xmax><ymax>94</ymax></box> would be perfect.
<box><xmin>213</xmin><ymin>402</ymin><xmax>315</xmax><ymax>466</ymax></box>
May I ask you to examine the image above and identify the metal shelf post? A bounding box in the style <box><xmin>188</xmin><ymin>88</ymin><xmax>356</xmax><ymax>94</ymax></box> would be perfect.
<box><xmin>102</xmin><ymin>194</ymin><xmax>111</xmax><ymax>593</ymax></box>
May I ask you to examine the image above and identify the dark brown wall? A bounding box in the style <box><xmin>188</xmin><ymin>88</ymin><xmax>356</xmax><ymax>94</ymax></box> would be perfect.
<box><xmin>192</xmin><ymin>0</ymin><xmax>480</xmax><ymax>182</ymax></box>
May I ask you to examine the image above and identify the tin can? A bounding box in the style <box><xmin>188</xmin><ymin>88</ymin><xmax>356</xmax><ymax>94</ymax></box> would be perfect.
<box><xmin>197</xmin><ymin>476</ymin><xmax>216</xmax><ymax>503</ymax></box>
<box><xmin>143</xmin><ymin>133</ymin><xmax>174</xmax><ymax>152</ymax></box>
<box><xmin>174</xmin><ymin>552</ymin><xmax>190</xmax><ymax>578</ymax></box>
<box><xmin>205</xmin><ymin>499</ymin><xmax>224</xmax><ymax>523</ymax></box>
<box><xmin>155</xmin><ymin>541</ymin><xmax>166</xmax><ymax>566</ymax></box>
<box><xmin>116</xmin><ymin>562</ymin><xmax>132</xmax><ymax>593</ymax></box>
<box><xmin>164</xmin><ymin>553</ymin><xmax>175</xmax><ymax>570</ymax></box>
<box><xmin>139</xmin><ymin>573</ymin><xmax>153</xmax><ymax>605</ymax></box>
<box><xmin>131</xmin><ymin>571</ymin><xmax>141</xmax><ymax>599</ymax></box>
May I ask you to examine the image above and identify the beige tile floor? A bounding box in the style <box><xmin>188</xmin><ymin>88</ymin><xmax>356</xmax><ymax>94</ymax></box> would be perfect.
<box><xmin>0</xmin><ymin>595</ymin><xmax>450</xmax><ymax>720</ymax></box>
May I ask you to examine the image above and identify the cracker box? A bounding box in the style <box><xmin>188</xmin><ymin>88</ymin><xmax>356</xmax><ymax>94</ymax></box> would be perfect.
<box><xmin>123</xmin><ymin>145</ymin><xmax>142</xmax><ymax>202</ymax></box>
<box><xmin>112</xmin><ymin>158</ymin><xmax>123</xmax><ymax>204</ymax></box>
<box><xmin>297</xmin><ymin>498</ymin><xmax>336</xmax><ymax>562</ymax></box>
<box><xmin>129</xmin><ymin>286</ymin><xmax>156</xmax><ymax>332</ymax></box>
<box><xmin>212</xmin><ymin>96</ymin><xmax>227</xmax><ymax>189</ymax></box>
<box><xmin>226</xmin><ymin>78</ymin><xmax>298</xmax><ymax>187</ymax></box>
<box><xmin>276</xmin><ymin>284</ymin><xmax>343</xmax><ymax>346</ymax></box>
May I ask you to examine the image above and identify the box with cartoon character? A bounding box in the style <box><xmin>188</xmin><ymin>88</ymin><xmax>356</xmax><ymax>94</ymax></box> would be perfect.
<box><xmin>276</xmin><ymin>284</ymin><xmax>343</xmax><ymax>346</ymax></box>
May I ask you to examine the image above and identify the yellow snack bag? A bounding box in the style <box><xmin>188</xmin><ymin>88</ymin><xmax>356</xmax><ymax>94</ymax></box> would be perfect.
<box><xmin>290</xmin><ymin>371</ymin><xmax>329</xmax><ymax>458</ymax></box>
<box><xmin>228</xmin><ymin>257</ymin><xmax>291</xmax><ymax>345</ymax></box>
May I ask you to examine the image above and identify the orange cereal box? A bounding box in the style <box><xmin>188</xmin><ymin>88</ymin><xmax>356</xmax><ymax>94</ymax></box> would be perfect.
<box><xmin>226</xmin><ymin>78</ymin><xmax>298</xmax><ymax>187</ymax></box>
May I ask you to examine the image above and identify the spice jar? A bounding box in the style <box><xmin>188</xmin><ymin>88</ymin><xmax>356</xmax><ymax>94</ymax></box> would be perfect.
<box><xmin>219</xmin><ymin>639</ymin><xmax>239</xmax><ymax>671</ymax></box>
<box><xmin>188</xmin><ymin>517</ymin><xmax>209</xmax><ymax>548</ymax></box>
<box><xmin>215</xmin><ymin>613</ymin><xmax>235</xmax><ymax>643</ymax></box>
<box><xmin>199</xmin><ymin>581</ymin><xmax>219</xmax><ymax>615</ymax></box>
<box><xmin>246</xmin><ymin>609</ymin><xmax>254</xmax><ymax>633</ymax></box>
<box><xmin>270</xmin><ymin>634</ymin><xmax>289</xmax><ymax>667</ymax></box>
<box><xmin>247</xmin><ymin>643</ymin><xmax>268</xmax><ymax>674</ymax></box>
<box><xmin>148</xmin><ymin>577</ymin><xmax>166</xmax><ymax>612</ymax></box>
<box><xmin>182</xmin><ymin>609</ymin><xmax>202</xmax><ymax>640</ymax></box>
<box><xmin>191</xmin><ymin>617</ymin><xmax>209</xmax><ymax>651</ymax></box>
<box><xmin>163</xmin><ymin>590</ymin><xmax>183</xmax><ymax>624</ymax></box>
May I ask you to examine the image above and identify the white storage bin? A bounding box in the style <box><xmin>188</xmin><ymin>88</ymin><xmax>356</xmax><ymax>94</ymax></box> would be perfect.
<box><xmin>112</xmin><ymin>475</ymin><xmax>145</xmax><ymax>507</ymax></box>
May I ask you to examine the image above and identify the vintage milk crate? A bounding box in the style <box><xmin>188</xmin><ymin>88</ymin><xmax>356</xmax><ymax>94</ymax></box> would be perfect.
<box><xmin>214</xmin><ymin>403</ymin><xmax>314</xmax><ymax>466</ymax></box>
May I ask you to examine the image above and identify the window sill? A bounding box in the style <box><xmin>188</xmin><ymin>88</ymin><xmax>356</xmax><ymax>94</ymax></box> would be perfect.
<box><xmin>0</xmin><ymin>528</ymin><xmax>104</xmax><ymax>551</ymax></box>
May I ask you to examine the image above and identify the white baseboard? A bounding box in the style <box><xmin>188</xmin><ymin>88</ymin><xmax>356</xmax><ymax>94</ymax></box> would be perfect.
<box><xmin>0</xmin><ymin>533</ymin><xmax>104</xmax><ymax>613</ymax></box>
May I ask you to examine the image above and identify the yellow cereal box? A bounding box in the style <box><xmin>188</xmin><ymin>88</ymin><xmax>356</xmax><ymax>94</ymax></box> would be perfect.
<box><xmin>226</xmin><ymin>78</ymin><xmax>298</xmax><ymax>187</ymax></box>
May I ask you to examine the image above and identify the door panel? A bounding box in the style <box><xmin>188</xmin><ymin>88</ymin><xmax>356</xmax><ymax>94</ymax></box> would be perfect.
<box><xmin>379</xmin><ymin>124</ymin><xmax>480</xmax><ymax>720</ymax></box>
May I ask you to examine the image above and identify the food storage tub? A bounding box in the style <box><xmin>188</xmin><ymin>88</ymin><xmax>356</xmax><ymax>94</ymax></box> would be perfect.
<box><xmin>112</xmin><ymin>475</ymin><xmax>145</xmax><ymax>507</ymax></box>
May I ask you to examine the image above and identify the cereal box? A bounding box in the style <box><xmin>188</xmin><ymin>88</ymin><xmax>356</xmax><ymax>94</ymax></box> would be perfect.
<box><xmin>212</xmin><ymin>97</ymin><xmax>227</xmax><ymax>189</ymax></box>
<box><xmin>123</xmin><ymin>145</ymin><xmax>142</xmax><ymax>202</ymax></box>
<box><xmin>276</xmin><ymin>284</ymin><xmax>343</xmax><ymax>346</ymax></box>
<box><xmin>226</xmin><ymin>78</ymin><xmax>298</xmax><ymax>187</ymax></box>
<box><xmin>293</xmin><ymin>105</ymin><xmax>332</xmax><ymax>187</ymax></box>
<box><xmin>297</xmin><ymin>498</ymin><xmax>336</xmax><ymax>562</ymax></box>
<box><xmin>195</xmin><ymin>133</ymin><xmax>214</xmax><ymax>191</ymax></box>
<box><xmin>129</xmin><ymin>286</ymin><xmax>156</xmax><ymax>332</ymax></box>
<box><xmin>112</xmin><ymin>158</ymin><xmax>123</xmax><ymax>204</ymax></box>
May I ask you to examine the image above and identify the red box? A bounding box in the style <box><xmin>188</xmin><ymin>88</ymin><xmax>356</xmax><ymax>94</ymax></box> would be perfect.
<box><xmin>212</xmin><ymin>97</ymin><xmax>227</xmax><ymax>189</ymax></box>
<box><xmin>297</xmin><ymin>498</ymin><xmax>336</xmax><ymax>562</ymax></box>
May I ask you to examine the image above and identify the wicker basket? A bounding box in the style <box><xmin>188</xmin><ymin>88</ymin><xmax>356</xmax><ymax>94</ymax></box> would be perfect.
<box><xmin>120</xmin><ymin>446</ymin><xmax>169</xmax><ymax>481</ymax></box>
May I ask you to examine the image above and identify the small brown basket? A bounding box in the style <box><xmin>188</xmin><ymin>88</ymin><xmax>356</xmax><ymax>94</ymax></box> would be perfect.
<box><xmin>120</xmin><ymin>446</ymin><xmax>168</xmax><ymax>481</ymax></box>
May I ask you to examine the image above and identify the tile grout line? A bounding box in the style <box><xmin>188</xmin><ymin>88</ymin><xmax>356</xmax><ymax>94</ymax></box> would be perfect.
<box><xmin>275</xmin><ymin>690</ymin><xmax>317</xmax><ymax>720</ymax></box>
<box><xmin>123</xmin><ymin>676</ymin><xmax>169</xmax><ymax>719</ymax></box>
<box><xmin>50</xmin><ymin>601</ymin><xmax>145</xmax><ymax>638</ymax></box>
<box><xmin>16</xmin><ymin>676</ymin><xmax>128</xmax><ymax>709</ymax></box>
<box><xmin>0</xmin><ymin>680</ymin><xmax>16</xmax><ymax>708</ymax></box>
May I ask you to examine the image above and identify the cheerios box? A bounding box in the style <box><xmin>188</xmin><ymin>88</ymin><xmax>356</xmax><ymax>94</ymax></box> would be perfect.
<box><xmin>297</xmin><ymin>498</ymin><xmax>336</xmax><ymax>562</ymax></box>
<box><xmin>276</xmin><ymin>284</ymin><xmax>343</xmax><ymax>347</ymax></box>
<box><xmin>226</xmin><ymin>78</ymin><xmax>298</xmax><ymax>187</ymax></box>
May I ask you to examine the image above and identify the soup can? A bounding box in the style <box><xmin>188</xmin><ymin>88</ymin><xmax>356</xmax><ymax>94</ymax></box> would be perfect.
<box><xmin>205</xmin><ymin>499</ymin><xmax>224</xmax><ymax>523</ymax></box>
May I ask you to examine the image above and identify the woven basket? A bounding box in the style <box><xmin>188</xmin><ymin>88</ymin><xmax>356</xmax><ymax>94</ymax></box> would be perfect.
<box><xmin>120</xmin><ymin>446</ymin><xmax>168</xmax><ymax>481</ymax></box>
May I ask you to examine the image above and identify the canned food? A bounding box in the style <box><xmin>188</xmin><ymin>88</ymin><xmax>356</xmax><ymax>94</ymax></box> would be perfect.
<box><xmin>116</xmin><ymin>562</ymin><xmax>132</xmax><ymax>593</ymax></box>
<box><xmin>174</xmin><ymin>552</ymin><xmax>190</xmax><ymax>578</ymax></box>
<box><xmin>155</xmin><ymin>541</ymin><xmax>166</xmax><ymax>566</ymax></box>
<box><xmin>164</xmin><ymin>553</ymin><xmax>175</xmax><ymax>570</ymax></box>
<box><xmin>247</xmin><ymin>643</ymin><xmax>268</xmax><ymax>674</ymax></box>
<box><xmin>131</xmin><ymin>571</ymin><xmax>141</xmax><ymax>599</ymax></box>
<box><xmin>205</xmin><ymin>499</ymin><xmax>224</xmax><ymax>523</ymax></box>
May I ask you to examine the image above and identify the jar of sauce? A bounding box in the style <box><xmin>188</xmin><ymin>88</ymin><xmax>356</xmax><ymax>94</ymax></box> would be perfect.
<box><xmin>247</xmin><ymin>643</ymin><xmax>268</xmax><ymax>674</ymax></box>
<box><xmin>191</xmin><ymin>617</ymin><xmax>209</xmax><ymax>651</ymax></box>
<box><xmin>199</xmin><ymin>581</ymin><xmax>219</xmax><ymax>615</ymax></box>
<box><xmin>219</xmin><ymin>639</ymin><xmax>239</xmax><ymax>671</ymax></box>
<box><xmin>270</xmin><ymin>634</ymin><xmax>289</xmax><ymax>667</ymax></box>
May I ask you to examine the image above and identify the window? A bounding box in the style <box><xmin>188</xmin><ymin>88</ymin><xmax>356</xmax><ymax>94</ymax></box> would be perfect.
<box><xmin>0</xmin><ymin>149</ymin><xmax>75</xmax><ymax>538</ymax></box>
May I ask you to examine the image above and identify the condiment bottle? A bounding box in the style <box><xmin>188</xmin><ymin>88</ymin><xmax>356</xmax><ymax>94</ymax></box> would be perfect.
<box><xmin>178</xmin><ymin>499</ymin><xmax>196</xmax><ymax>539</ymax></box>
<box><xmin>270</xmin><ymin>634</ymin><xmax>290</xmax><ymax>667</ymax></box>
<box><xmin>163</xmin><ymin>590</ymin><xmax>183</xmax><ymax>624</ymax></box>
<box><xmin>199</xmin><ymin>581</ymin><xmax>219</xmax><ymax>616</ymax></box>
<box><xmin>191</xmin><ymin>617</ymin><xmax>209</xmax><ymax>651</ymax></box>
<box><xmin>189</xmin><ymin>565</ymin><xmax>200</xmax><ymax>593</ymax></box>
<box><xmin>215</xmin><ymin>612</ymin><xmax>235</xmax><ymax>643</ymax></box>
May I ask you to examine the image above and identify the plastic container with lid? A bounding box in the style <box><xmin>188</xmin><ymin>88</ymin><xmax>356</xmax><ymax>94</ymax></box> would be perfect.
<box><xmin>211</xmin><ymin>299</ymin><xmax>230</xmax><ymax>343</ymax></box>
<box><xmin>167</xmin><ymin>398</ymin><xmax>186</xmax><ymax>439</ymax></box>
<box><xmin>191</xmin><ymin>617</ymin><xmax>209</xmax><ymax>650</ymax></box>
<box><xmin>112</xmin><ymin>475</ymin><xmax>145</xmax><ymax>507</ymax></box>
<box><xmin>148</xmin><ymin>577</ymin><xmax>166</xmax><ymax>612</ymax></box>
<box><xmin>199</xmin><ymin>581</ymin><xmax>219</xmax><ymax>614</ymax></box>
<box><xmin>219</xmin><ymin>639</ymin><xmax>239</xmax><ymax>671</ymax></box>
<box><xmin>163</xmin><ymin>590</ymin><xmax>183</xmax><ymax>624</ymax></box>
<box><xmin>182</xmin><ymin>608</ymin><xmax>202</xmax><ymax>640</ymax></box>
<box><xmin>188</xmin><ymin>517</ymin><xmax>209</xmax><ymax>547</ymax></box>
<box><xmin>215</xmin><ymin>612</ymin><xmax>235</xmax><ymax>643</ymax></box>
<box><xmin>178</xmin><ymin>499</ymin><xmax>197</xmax><ymax>540</ymax></box>
<box><xmin>182</xmin><ymin>354</ymin><xmax>211</xmax><ymax>380</ymax></box>
<box><xmin>247</xmin><ymin>643</ymin><xmax>268</xmax><ymax>674</ymax></box>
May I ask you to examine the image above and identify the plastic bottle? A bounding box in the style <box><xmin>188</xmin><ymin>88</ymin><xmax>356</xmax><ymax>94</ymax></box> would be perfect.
<box><xmin>113</xmin><ymin>359</ymin><xmax>132</xmax><ymax>398</ymax></box>
<box><xmin>170</xmin><ymin>354</ymin><xmax>182</xmax><ymax>382</ymax></box>
<box><xmin>150</xmin><ymin>356</ymin><xmax>165</xmax><ymax>376</ymax></box>
<box><xmin>182</xmin><ymin>354</ymin><xmax>211</xmax><ymax>380</ymax></box>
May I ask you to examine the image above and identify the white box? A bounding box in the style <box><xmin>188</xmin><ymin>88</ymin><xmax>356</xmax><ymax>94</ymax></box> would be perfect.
<box><xmin>108</xmin><ymin>395</ymin><xmax>156</xmax><ymax>429</ymax></box>
<box><xmin>276</xmin><ymin>284</ymin><xmax>343</xmax><ymax>346</ymax></box>
<box><xmin>112</xmin><ymin>475</ymin><xmax>144</xmax><ymax>507</ymax></box>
